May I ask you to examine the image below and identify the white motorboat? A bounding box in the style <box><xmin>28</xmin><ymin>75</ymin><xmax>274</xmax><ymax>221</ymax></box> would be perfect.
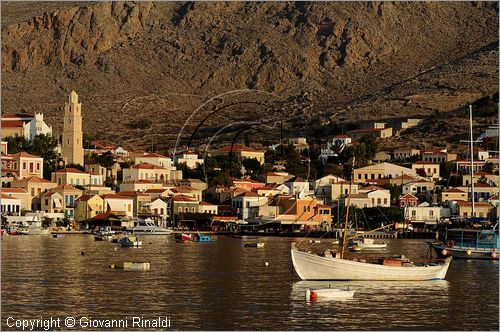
<box><xmin>291</xmin><ymin>242</ymin><xmax>452</xmax><ymax>281</ymax></box>
<box><xmin>7</xmin><ymin>219</ymin><xmax>50</xmax><ymax>235</ymax></box>
<box><xmin>351</xmin><ymin>238</ymin><xmax>387</xmax><ymax>251</ymax></box>
<box><xmin>306</xmin><ymin>287</ymin><xmax>354</xmax><ymax>301</ymax></box>
<box><xmin>132</xmin><ymin>219</ymin><xmax>173</xmax><ymax>235</ymax></box>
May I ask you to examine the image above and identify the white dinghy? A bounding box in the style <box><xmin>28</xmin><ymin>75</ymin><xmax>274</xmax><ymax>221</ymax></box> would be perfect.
<box><xmin>305</xmin><ymin>287</ymin><xmax>354</xmax><ymax>301</ymax></box>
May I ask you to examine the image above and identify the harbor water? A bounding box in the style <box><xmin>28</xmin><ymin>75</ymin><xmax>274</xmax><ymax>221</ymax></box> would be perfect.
<box><xmin>1</xmin><ymin>235</ymin><xmax>498</xmax><ymax>330</ymax></box>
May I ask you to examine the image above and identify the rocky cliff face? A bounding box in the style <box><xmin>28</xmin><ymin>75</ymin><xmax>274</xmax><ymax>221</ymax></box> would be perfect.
<box><xmin>1</xmin><ymin>1</ymin><xmax>498</xmax><ymax>149</ymax></box>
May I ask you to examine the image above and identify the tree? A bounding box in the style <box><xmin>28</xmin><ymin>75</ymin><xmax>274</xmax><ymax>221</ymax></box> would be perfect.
<box><xmin>242</xmin><ymin>158</ymin><xmax>262</xmax><ymax>177</ymax></box>
<box><xmin>483</xmin><ymin>162</ymin><xmax>494</xmax><ymax>174</ymax></box>
<box><xmin>4</xmin><ymin>136</ymin><xmax>30</xmax><ymax>153</ymax></box>
<box><xmin>6</xmin><ymin>134</ymin><xmax>61</xmax><ymax>179</ymax></box>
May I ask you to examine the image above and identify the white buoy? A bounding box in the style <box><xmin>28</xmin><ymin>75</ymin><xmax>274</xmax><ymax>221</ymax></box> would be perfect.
<box><xmin>114</xmin><ymin>247</ymin><xmax>118</xmax><ymax>251</ymax></box>
<box><xmin>264</xmin><ymin>261</ymin><xmax>269</xmax><ymax>266</ymax></box>
<box><xmin>305</xmin><ymin>288</ymin><xmax>311</xmax><ymax>301</ymax></box>
<box><xmin>466</xmin><ymin>249</ymin><xmax>472</xmax><ymax>256</ymax></box>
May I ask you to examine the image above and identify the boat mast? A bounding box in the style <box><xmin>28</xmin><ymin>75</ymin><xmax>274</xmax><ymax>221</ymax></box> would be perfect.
<box><xmin>469</xmin><ymin>105</ymin><xmax>475</xmax><ymax>218</ymax></box>
<box><xmin>341</xmin><ymin>157</ymin><xmax>355</xmax><ymax>259</ymax></box>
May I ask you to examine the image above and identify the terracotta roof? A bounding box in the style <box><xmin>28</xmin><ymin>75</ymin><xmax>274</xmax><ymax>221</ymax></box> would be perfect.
<box><xmin>140</xmin><ymin>153</ymin><xmax>168</xmax><ymax>158</ymax></box>
<box><xmin>172</xmin><ymin>195</ymin><xmax>197</xmax><ymax>202</ymax></box>
<box><xmin>2</xmin><ymin>113</ymin><xmax>33</xmax><ymax>119</ymax></box>
<box><xmin>258</xmin><ymin>184</ymin><xmax>282</xmax><ymax>190</ymax></box>
<box><xmin>1</xmin><ymin>120</ymin><xmax>25</xmax><ymax>127</ymax></box>
<box><xmin>361</xmin><ymin>185</ymin><xmax>386</xmax><ymax>191</ymax></box>
<box><xmin>131</xmin><ymin>162</ymin><xmax>166</xmax><ymax>170</ymax></box>
<box><xmin>235</xmin><ymin>191</ymin><xmax>260</xmax><ymax>198</ymax></box>
<box><xmin>457</xmin><ymin>201</ymin><xmax>493</xmax><ymax>207</ymax></box>
<box><xmin>55</xmin><ymin>167</ymin><xmax>87</xmax><ymax>174</ymax></box>
<box><xmin>286</xmin><ymin>176</ymin><xmax>307</xmax><ymax>183</ymax></box>
<box><xmin>333</xmin><ymin>135</ymin><xmax>351</xmax><ymax>138</ymax></box>
<box><xmin>17</xmin><ymin>176</ymin><xmax>52</xmax><ymax>183</ymax></box>
<box><xmin>199</xmin><ymin>201</ymin><xmax>216</xmax><ymax>206</ymax></box>
<box><xmin>89</xmin><ymin>212</ymin><xmax>126</xmax><ymax>220</ymax></box>
<box><xmin>77</xmin><ymin>194</ymin><xmax>98</xmax><ymax>202</ymax></box>
<box><xmin>317</xmin><ymin>204</ymin><xmax>331</xmax><ymax>209</ymax></box>
<box><xmin>443</xmin><ymin>188</ymin><xmax>465</xmax><ymax>193</ymax></box>
<box><xmin>100</xmin><ymin>193</ymin><xmax>131</xmax><ymax>200</ymax></box>
<box><xmin>399</xmin><ymin>194</ymin><xmax>418</xmax><ymax>200</ymax></box>
<box><xmin>1</xmin><ymin>193</ymin><xmax>16</xmax><ymax>199</ymax></box>
<box><xmin>1</xmin><ymin>188</ymin><xmax>28</xmax><ymax>193</ymax></box>
<box><xmin>10</xmin><ymin>152</ymin><xmax>41</xmax><ymax>159</ymax></box>
<box><xmin>42</xmin><ymin>190</ymin><xmax>60</xmax><ymax>198</ymax></box>
<box><xmin>118</xmin><ymin>191</ymin><xmax>149</xmax><ymax>197</ymax></box>
<box><xmin>144</xmin><ymin>189</ymin><xmax>168</xmax><ymax>193</ymax></box>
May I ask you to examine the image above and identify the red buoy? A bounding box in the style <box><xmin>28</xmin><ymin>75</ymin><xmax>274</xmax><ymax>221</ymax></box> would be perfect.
<box><xmin>310</xmin><ymin>291</ymin><xmax>318</xmax><ymax>301</ymax></box>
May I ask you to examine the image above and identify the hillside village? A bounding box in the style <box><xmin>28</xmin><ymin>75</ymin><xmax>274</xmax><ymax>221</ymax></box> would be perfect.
<box><xmin>1</xmin><ymin>91</ymin><xmax>499</xmax><ymax>233</ymax></box>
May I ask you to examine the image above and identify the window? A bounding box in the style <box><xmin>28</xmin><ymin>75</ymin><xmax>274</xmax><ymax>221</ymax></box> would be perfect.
<box><xmin>384</xmin><ymin>198</ymin><xmax>387</xmax><ymax>205</ymax></box>
<box><xmin>377</xmin><ymin>198</ymin><xmax>381</xmax><ymax>205</ymax></box>
<box><xmin>23</xmin><ymin>162</ymin><xmax>27</xmax><ymax>170</ymax></box>
<box><xmin>31</xmin><ymin>188</ymin><xmax>35</xmax><ymax>196</ymax></box>
<box><xmin>429</xmin><ymin>210</ymin><xmax>434</xmax><ymax>216</ymax></box>
<box><xmin>412</xmin><ymin>210</ymin><xmax>416</xmax><ymax>216</ymax></box>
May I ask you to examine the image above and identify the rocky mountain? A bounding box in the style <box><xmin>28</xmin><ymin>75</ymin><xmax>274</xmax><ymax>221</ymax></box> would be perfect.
<box><xmin>1</xmin><ymin>1</ymin><xmax>498</xmax><ymax>150</ymax></box>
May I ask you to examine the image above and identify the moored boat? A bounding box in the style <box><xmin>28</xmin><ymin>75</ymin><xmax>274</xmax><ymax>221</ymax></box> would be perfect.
<box><xmin>243</xmin><ymin>242</ymin><xmax>265</xmax><ymax>248</ymax></box>
<box><xmin>132</xmin><ymin>219</ymin><xmax>173</xmax><ymax>235</ymax></box>
<box><xmin>193</xmin><ymin>233</ymin><xmax>213</xmax><ymax>242</ymax></box>
<box><xmin>306</xmin><ymin>287</ymin><xmax>354</xmax><ymax>301</ymax></box>
<box><xmin>175</xmin><ymin>233</ymin><xmax>192</xmax><ymax>242</ymax></box>
<box><xmin>430</xmin><ymin>228</ymin><xmax>498</xmax><ymax>260</ymax></box>
<box><xmin>118</xmin><ymin>236</ymin><xmax>142</xmax><ymax>247</ymax></box>
<box><xmin>351</xmin><ymin>238</ymin><xmax>387</xmax><ymax>251</ymax></box>
<box><xmin>291</xmin><ymin>156</ymin><xmax>453</xmax><ymax>281</ymax></box>
<box><xmin>291</xmin><ymin>242</ymin><xmax>452</xmax><ymax>281</ymax></box>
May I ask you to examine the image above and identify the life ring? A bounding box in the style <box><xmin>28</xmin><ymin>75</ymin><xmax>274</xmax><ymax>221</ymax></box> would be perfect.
<box><xmin>446</xmin><ymin>240</ymin><xmax>455</xmax><ymax>248</ymax></box>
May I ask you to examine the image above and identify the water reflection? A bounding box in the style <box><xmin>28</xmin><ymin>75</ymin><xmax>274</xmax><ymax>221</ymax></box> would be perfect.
<box><xmin>1</xmin><ymin>236</ymin><xmax>498</xmax><ymax>330</ymax></box>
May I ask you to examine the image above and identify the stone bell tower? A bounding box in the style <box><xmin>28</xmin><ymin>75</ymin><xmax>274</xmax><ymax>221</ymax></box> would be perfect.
<box><xmin>61</xmin><ymin>90</ymin><xmax>84</xmax><ymax>166</ymax></box>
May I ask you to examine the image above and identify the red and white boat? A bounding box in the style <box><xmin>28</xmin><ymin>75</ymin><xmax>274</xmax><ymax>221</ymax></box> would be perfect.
<box><xmin>175</xmin><ymin>233</ymin><xmax>192</xmax><ymax>242</ymax></box>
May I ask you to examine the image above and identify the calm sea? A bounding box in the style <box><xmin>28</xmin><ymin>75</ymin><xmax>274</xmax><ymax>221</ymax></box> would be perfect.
<box><xmin>1</xmin><ymin>235</ymin><xmax>498</xmax><ymax>330</ymax></box>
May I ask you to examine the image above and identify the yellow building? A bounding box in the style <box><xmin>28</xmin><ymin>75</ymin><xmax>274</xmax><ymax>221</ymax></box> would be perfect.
<box><xmin>61</xmin><ymin>91</ymin><xmax>84</xmax><ymax>166</ymax></box>
<box><xmin>122</xmin><ymin>163</ymin><xmax>171</xmax><ymax>183</ymax></box>
<box><xmin>353</xmin><ymin>162</ymin><xmax>417</xmax><ymax>183</ymax></box>
<box><xmin>211</xmin><ymin>144</ymin><xmax>265</xmax><ymax>165</ymax></box>
<box><xmin>11</xmin><ymin>176</ymin><xmax>58</xmax><ymax>210</ymax></box>
<box><xmin>75</xmin><ymin>194</ymin><xmax>105</xmax><ymax>221</ymax></box>
<box><xmin>440</xmin><ymin>188</ymin><xmax>467</xmax><ymax>202</ymax></box>
<box><xmin>52</xmin><ymin>167</ymin><xmax>102</xmax><ymax>186</ymax></box>
<box><xmin>0</xmin><ymin>187</ymin><xmax>30</xmax><ymax>211</ymax></box>
<box><xmin>457</xmin><ymin>201</ymin><xmax>494</xmax><ymax>219</ymax></box>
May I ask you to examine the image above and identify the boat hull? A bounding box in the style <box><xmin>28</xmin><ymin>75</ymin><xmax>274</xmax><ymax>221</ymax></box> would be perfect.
<box><xmin>133</xmin><ymin>230</ymin><xmax>173</xmax><ymax>235</ymax></box>
<box><xmin>431</xmin><ymin>244</ymin><xmax>498</xmax><ymax>260</ymax></box>
<box><xmin>291</xmin><ymin>245</ymin><xmax>452</xmax><ymax>281</ymax></box>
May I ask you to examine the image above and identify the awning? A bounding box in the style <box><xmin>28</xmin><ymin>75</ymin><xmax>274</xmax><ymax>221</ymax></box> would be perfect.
<box><xmin>53</xmin><ymin>198</ymin><xmax>62</xmax><ymax>208</ymax></box>
<box><xmin>107</xmin><ymin>200</ymin><xmax>124</xmax><ymax>212</ymax></box>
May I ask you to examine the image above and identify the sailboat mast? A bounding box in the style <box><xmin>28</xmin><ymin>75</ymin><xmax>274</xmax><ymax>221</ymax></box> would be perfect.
<box><xmin>469</xmin><ymin>105</ymin><xmax>475</xmax><ymax>218</ymax></box>
<box><xmin>341</xmin><ymin>157</ymin><xmax>355</xmax><ymax>259</ymax></box>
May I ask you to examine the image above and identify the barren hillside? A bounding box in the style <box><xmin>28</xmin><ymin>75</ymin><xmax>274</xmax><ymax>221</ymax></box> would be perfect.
<box><xmin>1</xmin><ymin>1</ymin><xmax>498</xmax><ymax>150</ymax></box>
